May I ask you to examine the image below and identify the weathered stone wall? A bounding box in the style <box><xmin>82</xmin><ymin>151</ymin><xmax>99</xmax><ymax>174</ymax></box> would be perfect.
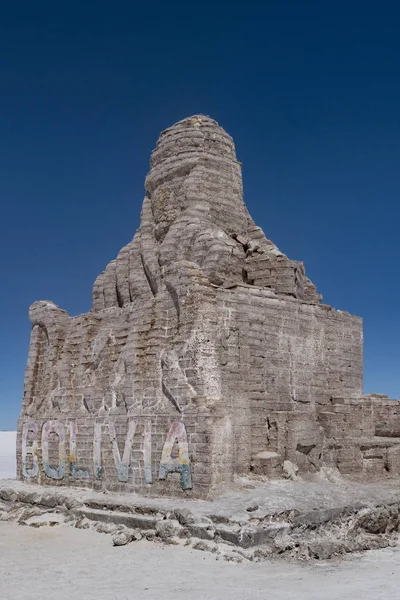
<box><xmin>215</xmin><ymin>285</ymin><xmax>363</xmax><ymax>476</ymax></box>
<box><xmin>318</xmin><ymin>396</ymin><xmax>400</xmax><ymax>477</ymax></box>
<box><xmin>16</xmin><ymin>278</ymin><xmax>234</xmax><ymax>498</ymax></box>
<box><xmin>16</xmin><ymin>114</ymin><xmax>399</xmax><ymax>498</ymax></box>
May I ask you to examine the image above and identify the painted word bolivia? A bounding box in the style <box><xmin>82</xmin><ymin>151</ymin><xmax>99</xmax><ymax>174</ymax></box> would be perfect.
<box><xmin>22</xmin><ymin>419</ymin><xmax>192</xmax><ymax>489</ymax></box>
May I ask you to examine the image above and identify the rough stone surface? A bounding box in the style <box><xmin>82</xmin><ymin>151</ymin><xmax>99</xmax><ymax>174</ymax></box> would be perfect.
<box><xmin>16</xmin><ymin>114</ymin><xmax>400</xmax><ymax>499</ymax></box>
<box><xmin>112</xmin><ymin>531</ymin><xmax>131</xmax><ymax>546</ymax></box>
<box><xmin>2</xmin><ymin>479</ymin><xmax>400</xmax><ymax>561</ymax></box>
<box><xmin>155</xmin><ymin>518</ymin><xmax>183</xmax><ymax>541</ymax></box>
<box><xmin>283</xmin><ymin>460</ymin><xmax>299</xmax><ymax>481</ymax></box>
<box><xmin>187</xmin><ymin>516</ymin><xmax>215</xmax><ymax>540</ymax></box>
<box><xmin>174</xmin><ymin>508</ymin><xmax>194</xmax><ymax>525</ymax></box>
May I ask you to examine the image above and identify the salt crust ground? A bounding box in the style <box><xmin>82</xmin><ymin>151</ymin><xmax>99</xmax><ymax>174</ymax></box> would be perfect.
<box><xmin>4</xmin><ymin>471</ymin><xmax>400</xmax><ymax>520</ymax></box>
<box><xmin>0</xmin><ymin>432</ymin><xmax>16</xmax><ymax>479</ymax></box>
<box><xmin>0</xmin><ymin>521</ymin><xmax>399</xmax><ymax>600</ymax></box>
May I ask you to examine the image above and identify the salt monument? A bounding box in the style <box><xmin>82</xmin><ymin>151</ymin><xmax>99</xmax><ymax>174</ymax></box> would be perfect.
<box><xmin>17</xmin><ymin>115</ymin><xmax>400</xmax><ymax>498</ymax></box>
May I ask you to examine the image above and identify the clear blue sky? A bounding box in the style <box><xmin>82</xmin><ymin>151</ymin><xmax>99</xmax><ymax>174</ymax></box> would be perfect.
<box><xmin>1</xmin><ymin>2</ymin><xmax>399</xmax><ymax>429</ymax></box>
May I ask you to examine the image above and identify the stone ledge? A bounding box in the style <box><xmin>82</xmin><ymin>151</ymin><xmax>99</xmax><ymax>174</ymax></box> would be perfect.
<box><xmin>3</xmin><ymin>479</ymin><xmax>400</xmax><ymax>561</ymax></box>
<box><xmin>75</xmin><ymin>507</ymin><xmax>159</xmax><ymax>530</ymax></box>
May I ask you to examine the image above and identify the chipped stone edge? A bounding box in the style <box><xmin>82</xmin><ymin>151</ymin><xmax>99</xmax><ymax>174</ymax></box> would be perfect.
<box><xmin>1</xmin><ymin>482</ymin><xmax>400</xmax><ymax>562</ymax></box>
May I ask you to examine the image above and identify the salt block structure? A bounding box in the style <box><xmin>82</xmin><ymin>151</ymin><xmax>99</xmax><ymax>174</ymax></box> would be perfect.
<box><xmin>17</xmin><ymin>115</ymin><xmax>400</xmax><ymax>498</ymax></box>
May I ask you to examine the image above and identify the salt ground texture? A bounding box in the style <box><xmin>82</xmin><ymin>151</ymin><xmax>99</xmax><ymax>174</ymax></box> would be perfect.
<box><xmin>0</xmin><ymin>522</ymin><xmax>399</xmax><ymax>600</ymax></box>
<box><xmin>0</xmin><ymin>432</ymin><xmax>16</xmax><ymax>479</ymax></box>
<box><xmin>2</xmin><ymin>476</ymin><xmax>400</xmax><ymax>561</ymax></box>
<box><xmin>5</xmin><ymin>474</ymin><xmax>400</xmax><ymax>519</ymax></box>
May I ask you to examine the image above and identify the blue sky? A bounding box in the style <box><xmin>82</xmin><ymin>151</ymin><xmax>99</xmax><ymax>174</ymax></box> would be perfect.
<box><xmin>1</xmin><ymin>2</ymin><xmax>399</xmax><ymax>429</ymax></box>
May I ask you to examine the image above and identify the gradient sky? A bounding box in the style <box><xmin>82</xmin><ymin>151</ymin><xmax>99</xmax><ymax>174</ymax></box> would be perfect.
<box><xmin>1</xmin><ymin>2</ymin><xmax>400</xmax><ymax>429</ymax></box>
